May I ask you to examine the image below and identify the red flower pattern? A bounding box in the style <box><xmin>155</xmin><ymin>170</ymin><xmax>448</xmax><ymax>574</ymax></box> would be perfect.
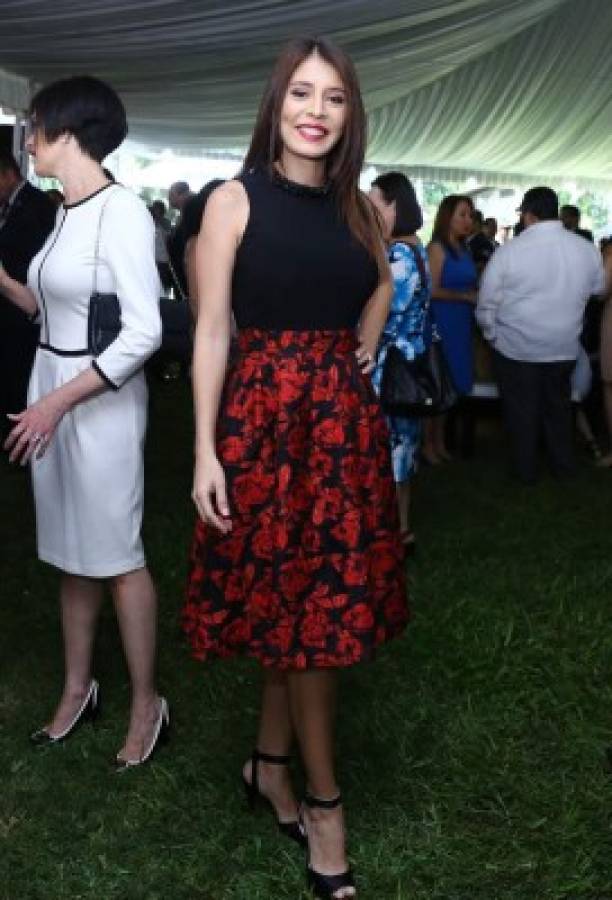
<box><xmin>183</xmin><ymin>329</ymin><xmax>409</xmax><ymax>670</ymax></box>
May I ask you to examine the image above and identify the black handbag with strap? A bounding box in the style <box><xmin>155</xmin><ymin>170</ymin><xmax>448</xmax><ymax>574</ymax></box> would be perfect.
<box><xmin>87</xmin><ymin>189</ymin><xmax>192</xmax><ymax>359</ymax></box>
<box><xmin>380</xmin><ymin>243</ymin><xmax>459</xmax><ymax>417</ymax></box>
<box><xmin>87</xmin><ymin>190</ymin><xmax>122</xmax><ymax>356</ymax></box>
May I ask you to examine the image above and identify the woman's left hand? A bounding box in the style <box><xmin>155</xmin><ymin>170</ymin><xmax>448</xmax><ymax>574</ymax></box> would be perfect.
<box><xmin>355</xmin><ymin>342</ymin><xmax>376</xmax><ymax>374</ymax></box>
<box><xmin>4</xmin><ymin>392</ymin><xmax>68</xmax><ymax>465</ymax></box>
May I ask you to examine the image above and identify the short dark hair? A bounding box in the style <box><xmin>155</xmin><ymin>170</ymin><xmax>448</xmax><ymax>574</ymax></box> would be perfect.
<box><xmin>0</xmin><ymin>152</ymin><xmax>21</xmax><ymax>176</ymax></box>
<box><xmin>472</xmin><ymin>209</ymin><xmax>484</xmax><ymax>227</ymax></box>
<box><xmin>29</xmin><ymin>76</ymin><xmax>127</xmax><ymax>162</ymax></box>
<box><xmin>371</xmin><ymin>171</ymin><xmax>423</xmax><ymax>235</ymax></box>
<box><xmin>560</xmin><ymin>203</ymin><xmax>580</xmax><ymax>222</ymax></box>
<box><xmin>170</xmin><ymin>181</ymin><xmax>191</xmax><ymax>197</ymax></box>
<box><xmin>520</xmin><ymin>186</ymin><xmax>558</xmax><ymax>221</ymax></box>
<box><xmin>181</xmin><ymin>179</ymin><xmax>225</xmax><ymax>241</ymax></box>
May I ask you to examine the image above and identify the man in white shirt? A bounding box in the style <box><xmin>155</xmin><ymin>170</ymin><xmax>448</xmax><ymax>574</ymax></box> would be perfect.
<box><xmin>476</xmin><ymin>186</ymin><xmax>605</xmax><ymax>483</ymax></box>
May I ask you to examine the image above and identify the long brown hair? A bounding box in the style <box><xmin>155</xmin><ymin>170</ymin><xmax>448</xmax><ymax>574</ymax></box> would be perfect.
<box><xmin>431</xmin><ymin>194</ymin><xmax>474</xmax><ymax>258</ymax></box>
<box><xmin>243</xmin><ymin>37</ymin><xmax>382</xmax><ymax>262</ymax></box>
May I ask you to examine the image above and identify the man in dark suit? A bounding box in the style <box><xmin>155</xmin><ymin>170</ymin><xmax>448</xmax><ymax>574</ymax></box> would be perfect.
<box><xmin>0</xmin><ymin>152</ymin><xmax>56</xmax><ymax>433</ymax></box>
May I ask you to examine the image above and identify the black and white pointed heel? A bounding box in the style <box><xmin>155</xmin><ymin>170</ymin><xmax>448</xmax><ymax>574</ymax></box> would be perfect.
<box><xmin>30</xmin><ymin>679</ymin><xmax>100</xmax><ymax>746</ymax></box>
<box><xmin>303</xmin><ymin>793</ymin><xmax>355</xmax><ymax>899</ymax></box>
<box><xmin>242</xmin><ymin>749</ymin><xmax>306</xmax><ymax>847</ymax></box>
<box><xmin>115</xmin><ymin>697</ymin><xmax>170</xmax><ymax>771</ymax></box>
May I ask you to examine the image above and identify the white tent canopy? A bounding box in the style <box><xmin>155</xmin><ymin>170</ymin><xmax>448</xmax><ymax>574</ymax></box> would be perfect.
<box><xmin>1</xmin><ymin>0</ymin><xmax>611</xmax><ymax>185</ymax></box>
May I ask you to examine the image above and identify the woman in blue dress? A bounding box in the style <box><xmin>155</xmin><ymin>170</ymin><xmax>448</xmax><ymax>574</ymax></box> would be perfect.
<box><xmin>370</xmin><ymin>173</ymin><xmax>431</xmax><ymax>551</ymax></box>
<box><xmin>424</xmin><ymin>194</ymin><xmax>478</xmax><ymax>463</ymax></box>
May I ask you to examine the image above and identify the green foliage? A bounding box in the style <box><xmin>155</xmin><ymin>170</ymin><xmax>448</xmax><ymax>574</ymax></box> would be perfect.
<box><xmin>557</xmin><ymin>189</ymin><xmax>572</xmax><ymax>208</ymax></box>
<box><xmin>1</xmin><ymin>382</ymin><xmax>612</xmax><ymax>899</ymax></box>
<box><xmin>576</xmin><ymin>192</ymin><xmax>609</xmax><ymax>232</ymax></box>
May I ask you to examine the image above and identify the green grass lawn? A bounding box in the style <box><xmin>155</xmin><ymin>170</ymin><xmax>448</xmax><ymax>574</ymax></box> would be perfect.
<box><xmin>1</xmin><ymin>380</ymin><xmax>612</xmax><ymax>900</ymax></box>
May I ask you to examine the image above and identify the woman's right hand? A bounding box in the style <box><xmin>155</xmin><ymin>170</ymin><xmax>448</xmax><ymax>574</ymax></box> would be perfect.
<box><xmin>192</xmin><ymin>453</ymin><xmax>232</xmax><ymax>533</ymax></box>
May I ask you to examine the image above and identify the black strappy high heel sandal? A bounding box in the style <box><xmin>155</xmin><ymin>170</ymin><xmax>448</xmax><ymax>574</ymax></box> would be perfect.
<box><xmin>242</xmin><ymin>749</ymin><xmax>306</xmax><ymax>847</ymax></box>
<box><xmin>303</xmin><ymin>793</ymin><xmax>355</xmax><ymax>899</ymax></box>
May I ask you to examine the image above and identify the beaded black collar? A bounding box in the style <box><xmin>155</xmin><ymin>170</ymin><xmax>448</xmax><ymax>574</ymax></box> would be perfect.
<box><xmin>269</xmin><ymin>167</ymin><xmax>331</xmax><ymax>198</ymax></box>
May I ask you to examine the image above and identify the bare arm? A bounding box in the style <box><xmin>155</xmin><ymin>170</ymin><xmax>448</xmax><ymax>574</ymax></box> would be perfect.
<box><xmin>184</xmin><ymin>235</ymin><xmax>198</xmax><ymax>322</ymax></box>
<box><xmin>0</xmin><ymin>263</ymin><xmax>38</xmax><ymax>317</ymax></box>
<box><xmin>191</xmin><ymin>181</ymin><xmax>247</xmax><ymax>532</ymax></box>
<box><xmin>428</xmin><ymin>241</ymin><xmax>476</xmax><ymax>303</ymax></box>
<box><xmin>357</xmin><ymin>258</ymin><xmax>393</xmax><ymax>369</ymax></box>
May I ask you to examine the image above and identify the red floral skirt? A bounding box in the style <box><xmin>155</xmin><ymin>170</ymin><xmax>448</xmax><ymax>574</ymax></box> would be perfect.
<box><xmin>182</xmin><ymin>328</ymin><xmax>409</xmax><ymax>670</ymax></box>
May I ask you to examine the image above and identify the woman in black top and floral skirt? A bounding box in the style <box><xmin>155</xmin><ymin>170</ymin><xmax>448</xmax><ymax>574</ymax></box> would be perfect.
<box><xmin>182</xmin><ymin>37</ymin><xmax>408</xmax><ymax>899</ymax></box>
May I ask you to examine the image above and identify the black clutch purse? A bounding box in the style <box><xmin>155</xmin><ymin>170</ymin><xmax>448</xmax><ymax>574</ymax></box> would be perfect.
<box><xmin>380</xmin><ymin>339</ymin><xmax>459</xmax><ymax>417</ymax></box>
<box><xmin>87</xmin><ymin>191</ymin><xmax>122</xmax><ymax>356</ymax></box>
<box><xmin>88</xmin><ymin>291</ymin><xmax>122</xmax><ymax>356</ymax></box>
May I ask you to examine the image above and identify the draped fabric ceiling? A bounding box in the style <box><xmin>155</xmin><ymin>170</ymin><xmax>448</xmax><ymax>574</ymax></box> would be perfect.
<box><xmin>1</xmin><ymin>0</ymin><xmax>611</xmax><ymax>186</ymax></box>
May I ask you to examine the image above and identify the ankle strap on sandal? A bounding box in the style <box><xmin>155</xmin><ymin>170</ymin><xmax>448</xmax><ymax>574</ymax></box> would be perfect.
<box><xmin>304</xmin><ymin>792</ymin><xmax>342</xmax><ymax>810</ymax></box>
<box><xmin>252</xmin><ymin>749</ymin><xmax>291</xmax><ymax>765</ymax></box>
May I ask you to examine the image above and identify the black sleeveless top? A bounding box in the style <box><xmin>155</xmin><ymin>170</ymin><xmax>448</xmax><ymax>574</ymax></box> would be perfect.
<box><xmin>232</xmin><ymin>168</ymin><xmax>378</xmax><ymax>331</ymax></box>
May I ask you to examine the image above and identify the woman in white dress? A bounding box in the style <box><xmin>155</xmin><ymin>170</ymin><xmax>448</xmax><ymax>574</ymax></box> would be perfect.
<box><xmin>0</xmin><ymin>76</ymin><xmax>168</xmax><ymax>768</ymax></box>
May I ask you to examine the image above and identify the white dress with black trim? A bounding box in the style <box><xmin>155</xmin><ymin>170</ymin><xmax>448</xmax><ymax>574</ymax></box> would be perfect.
<box><xmin>27</xmin><ymin>183</ymin><xmax>161</xmax><ymax>577</ymax></box>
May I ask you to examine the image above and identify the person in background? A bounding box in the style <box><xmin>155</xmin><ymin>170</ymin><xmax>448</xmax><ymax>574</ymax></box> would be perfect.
<box><xmin>369</xmin><ymin>171</ymin><xmax>430</xmax><ymax>553</ymax></box>
<box><xmin>596</xmin><ymin>242</ymin><xmax>612</xmax><ymax>466</ymax></box>
<box><xmin>182</xmin><ymin>37</ymin><xmax>408</xmax><ymax>900</ymax></box>
<box><xmin>150</xmin><ymin>199</ymin><xmax>172</xmax><ymax>293</ymax></box>
<box><xmin>0</xmin><ymin>76</ymin><xmax>166</xmax><ymax>768</ymax></box>
<box><xmin>167</xmin><ymin>180</ymin><xmax>194</xmax><ymax>296</ymax></box>
<box><xmin>477</xmin><ymin>186</ymin><xmax>605</xmax><ymax>483</ymax></box>
<box><xmin>468</xmin><ymin>208</ymin><xmax>496</xmax><ymax>273</ymax></box>
<box><xmin>181</xmin><ymin>179</ymin><xmax>225</xmax><ymax>321</ymax></box>
<box><xmin>0</xmin><ymin>151</ymin><xmax>56</xmax><ymax>437</ymax></box>
<box><xmin>570</xmin><ymin>345</ymin><xmax>601</xmax><ymax>461</ymax></box>
<box><xmin>484</xmin><ymin>217</ymin><xmax>499</xmax><ymax>246</ymax></box>
<box><xmin>560</xmin><ymin>204</ymin><xmax>594</xmax><ymax>243</ymax></box>
<box><xmin>424</xmin><ymin>195</ymin><xmax>477</xmax><ymax>463</ymax></box>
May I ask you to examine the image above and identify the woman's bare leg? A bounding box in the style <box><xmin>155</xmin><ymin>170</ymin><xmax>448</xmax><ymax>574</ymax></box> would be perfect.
<box><xmin>289</xmin><ymin>670</ymin><xmax>355</xmax><ymax>897</ymax></box>
<box><xmin>421</xmin><ymin>418</ymin><xmax>440</xmax><ymax>464</ymax></box>
<box><xmin>396</xmin><ymin>480</ymin><xmax>411</xmax><ymax>536</ymax></box>
<box><xmin>45</xmin><ymin>574</ymin><xmax>104</xmax><ymax>735</ymax></box>
<box><xmin>432</xmin><ymin>413</ymin><xmax>451</xmax><ymax>459</ymax></box>
<box><xmin>597</xmin><ymin>383</ymin><xmax>612</xmax><ymax>465</ymax></box>
<box><xmin>110</xmin><ymin>566</ymin><xmax>160</xmax><ymax>761</ymax></box>
<box><xmin>242</xmin><ymin>669</ymin><xmax>299</xmax><ymax>822</ymax></box>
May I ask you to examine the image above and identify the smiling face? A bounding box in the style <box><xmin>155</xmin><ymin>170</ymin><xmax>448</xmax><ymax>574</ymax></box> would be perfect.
<box><xmin>279</xmin><ymin>51</ymin><xmax>348</xmax><ymax>165</ymax></box>
<box><xmin>450</xmin><ymin>200</ymin><xmax>474</xmax><ymax>241</ymax></box>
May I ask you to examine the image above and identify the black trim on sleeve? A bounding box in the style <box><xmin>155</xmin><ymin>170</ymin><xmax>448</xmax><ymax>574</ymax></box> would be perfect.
<box><xmin>92</xmin><ymin>360</ymin><xmax>119</xmax><ymax>391</ymax></box>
